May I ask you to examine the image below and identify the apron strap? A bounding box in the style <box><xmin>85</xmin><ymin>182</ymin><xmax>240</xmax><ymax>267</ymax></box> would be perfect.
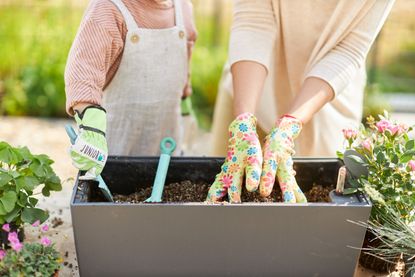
<box><xmin>173</xmin><ymin>0</ymin><xmax>185</xmax><ymax>30</ymax></box>
<box><xmin>109</xmin><ymin>0</ymin><xmax>138</xmax><ymax>31</ymax></box>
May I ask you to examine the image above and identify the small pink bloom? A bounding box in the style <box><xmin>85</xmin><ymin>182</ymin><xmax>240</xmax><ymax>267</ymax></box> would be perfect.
<box><xmin>0</xmin><ymin>249</ymin><xmax>6</xmax><ymax>260</ymax></box>
<box><xmin>342</xmin><ymin>128</ymin><xmax>358</xmax><ymax>140</ymax></box>
<box><xmin>386</xmin><ymin>124</ymin><xmax>400</xmax><ymax>136</ymax></box>
<box><xmin>41</xmin><ymin>224</ymin><xmax>49</xmax><ymax>232</ymax></box>
<box><xmin>32</xmin><ymin>220</ymin><xmax>40</xmax><ymax>227</ymax></box>
<box><xmin>362</xmin><ymin>139</ymin><xmax>372</xmax><ymax>151</ymax></box>
<box><xmin>11</xmin><ymin>241</ymin><xmax>23</xmax><ymax>252</ymax></box>
<box><xmin>2</xmin><ymin>224</ymin><xmax>10</xmax><ymax>232</ymax></box>
<box><xmin>376</xmin><ymin>119</ymin><xmax>391</xmax><ymax>133</ymax></box>
<box><xmin>40</xmin><ymin>236</ymin><xmax>51</xmax><ymax>246</ymax></box>
<box><xmin>220</xmin><ymin>175</ymin><xmax>233</xmax><ymax>188</ymax></box>
<box><xmin>8</xmin><ymin>232</ymin><xmax>19</xmax><ymax>244</ymax></box>
<box><xmin>408</xmin><ymin>160</ymin><xmax>415</xmax><ymax>171</ymax></box>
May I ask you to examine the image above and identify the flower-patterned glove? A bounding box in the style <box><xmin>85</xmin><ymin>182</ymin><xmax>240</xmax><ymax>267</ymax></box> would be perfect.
<box><xmin>259</xmin><ymin>115</ymin><xmax>307</xmax><ymax>203</ymax></box>
<box><xmin>206</xmin><ymin>113</ymin><xmax>263</xmax><ymax>203</ymax></box>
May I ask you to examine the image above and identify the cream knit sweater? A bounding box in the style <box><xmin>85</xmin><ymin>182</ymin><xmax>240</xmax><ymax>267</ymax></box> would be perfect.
<box><xmin>215</xmin><ymin>0</ymin><xmax>395</xmax><ymax>156</ymax></box>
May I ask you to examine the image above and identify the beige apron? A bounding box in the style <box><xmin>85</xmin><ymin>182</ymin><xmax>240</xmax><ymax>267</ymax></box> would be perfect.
<box><xmin>103</xmin><ymin>0</ymin><xmax>187</xmax><ymax>156</ymax></box>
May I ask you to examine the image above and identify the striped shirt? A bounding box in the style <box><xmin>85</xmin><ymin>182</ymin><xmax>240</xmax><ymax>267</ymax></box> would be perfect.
<box><xmin>65</xmin><ymin>0</ymin><xmax>197</xmax><ymax>114</ymax></box>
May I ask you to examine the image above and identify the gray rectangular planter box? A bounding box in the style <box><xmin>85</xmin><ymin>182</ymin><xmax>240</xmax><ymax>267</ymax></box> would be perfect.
<box><xmin>70</xmin><ymin>157</ymin><xmax>371</xmax><ymax>277</ymax></box>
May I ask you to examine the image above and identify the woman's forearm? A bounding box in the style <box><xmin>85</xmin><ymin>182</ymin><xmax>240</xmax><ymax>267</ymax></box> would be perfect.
<box><xmin>288</xmin><ymin>77</ymin><xmax>334</xmax><ymax>124</ymax></box>
<box><xmin>231</xmin><ymin>61</ymin><xmax>268</xmax><ymax>116</ymax></box>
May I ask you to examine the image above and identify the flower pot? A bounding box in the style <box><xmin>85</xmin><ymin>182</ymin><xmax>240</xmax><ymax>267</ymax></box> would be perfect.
<box><xmin>70</xmin><ymin>156</ymin><xmax>372</xmax><ymax>276</ymax></box>
<box><xmin>0</xmin><ymin>223</ymin><xmax>25</xmax><ymax>249</ymax></box>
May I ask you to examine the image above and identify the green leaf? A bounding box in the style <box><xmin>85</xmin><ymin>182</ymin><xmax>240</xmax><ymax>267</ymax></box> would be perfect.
<box><xmin>391</xmin><ymin>154</ymin><xmax>399</xmax><ymax>164</ymax></box>
<box><xmin>0</xmin><ymin>172</ymin><xmax>13</xmax><ymax>187</ymax></box>
<box><xmin>17</xmin><ymin>193</ymin><xmax>28</xmax><ymax>207</ymax></box>
<box><xmin>0</xmin><ymin>191</ymin><xmax>17</xmax><ymax>213</ymax></box>
<box><xmin>28</xmin><ymin>197</ymin><xmax>38</xmax><ymax>207</ymax></box>
<box><xmin>343</xmin><ymin>188</ymin><xmax>358</xmax><ymax>195</ymax></box>
<box><xmin>0</xmin><ymin>142</ymin><xmax>22</xmax><ymax>164</ymax></box>
<box><xmin>405</xmin><ymin>140</ymin><xmax>415</xmax><ymax>150</ymax></box>
<box><xmin>400</xmin><ymin>150</ymin><xmax>415</xmax><ymax>163</ymax></box>
<box><xmin>29</xmin><ymin>159</ymin><xmax>45</xmax><ymax>177</ymax></box>
<box><xmin>21</xmin><ymin>207</ymin><xmax>48</xmax><ymax>224</ymax></box>
<box><xmin>336</xmin><ymin>151</ymin><xmax>344</xmax><ymax>159</ymax></box>
<box><xmin>0</xmin><ymin>202</ymin><xmax>7</xmax><ymax>215</ymax></box>
<box><xmin>45</xmin><ymin>175</ymin><xmax>62</xmax><ymax>191</ymax></box>
<box><xmin>376</xmin><ymin>152</ymin><xmax>386</xmax><ymax>163</ymax></box>
<box><xmin>42</xmin><ymin>187</ymin><xmax>51</xmax><ymax>197</ymax></box>
<box><xmin>348</xmin><ymin>155</ymin><xmax>365</xmax><ymax>164</ymax></box>
<box><xmin>4</xmin><ymin>206</ymin><xmax>21</xmax><ymax>222</ymax></box>
<box><xmin>15</xmin><ymin>176</ymin><xmax>40</xmax><ymax>191</ymax></box>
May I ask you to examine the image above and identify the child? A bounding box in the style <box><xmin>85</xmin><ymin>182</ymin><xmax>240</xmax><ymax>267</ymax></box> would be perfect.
<box><xmin>65</xmin><ymin>0</ymin><xmax>197</xmax><ymax>179</ymax></box>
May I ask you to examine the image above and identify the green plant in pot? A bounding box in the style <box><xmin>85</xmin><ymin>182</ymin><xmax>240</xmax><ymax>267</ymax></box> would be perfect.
<box><xmin>0</xmin><ymin>222</ymin><xmax>62</xmax><ymax>276</ymax></box>
<box><xmin>0</xmin><ymin>141</ymin><xmax>62</xmax><ymax>245</ymax></box>
<box><xmin>338</xmin><ymin>112</ymin><xmax>415</xmax><ymax>272</ymax></box>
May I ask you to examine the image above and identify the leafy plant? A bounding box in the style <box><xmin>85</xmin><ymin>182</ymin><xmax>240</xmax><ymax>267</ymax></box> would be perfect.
<box><xmin>0</xmin><ymin>142</ymin><xmax>62</xmax><ymax>226</ymax></box>
<box><xmin>0</xmin><ymin>223</ymin><xmax>61</xmax><ymax>276</ymax></box>
<box><xmin>339</xmin><ymin>112</ymin><xmax>415</xmax><ymax>224</ymax></box>
<box><xmin>350</xmin><ymin>204</ymin><xmax>415</xmax><ymax>274</ymax></box>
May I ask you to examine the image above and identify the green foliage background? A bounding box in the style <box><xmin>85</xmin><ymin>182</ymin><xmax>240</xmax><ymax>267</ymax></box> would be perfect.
<box><xmin>0</xmin><ymin>0</ymin><xmax>414</xmax><ymax>129</ymax></box>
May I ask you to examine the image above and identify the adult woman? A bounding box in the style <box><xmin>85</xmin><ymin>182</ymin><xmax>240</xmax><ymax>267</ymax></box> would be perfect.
<box><xmin>207</xmin><ymin>0</ymin><xmax>395</xmax><ymax>203</ymax></box>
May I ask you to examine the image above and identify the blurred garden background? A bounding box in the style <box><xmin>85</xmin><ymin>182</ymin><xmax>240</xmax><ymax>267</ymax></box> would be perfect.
<box><xmin>0</xmin><ymin>0</ymin><xmax>414</xmax><ymax>129</ymax></box>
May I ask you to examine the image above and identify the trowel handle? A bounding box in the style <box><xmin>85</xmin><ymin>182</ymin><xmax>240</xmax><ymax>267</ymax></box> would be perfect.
<box><xmin>149</xmin><ymin>153</ymin><xmax>171</xmax><ymax>200</ymax></box>
<box><xmin>65</xmin><ymin>124</ymin><xmax>77</xmax><ymax>145</ymax></box>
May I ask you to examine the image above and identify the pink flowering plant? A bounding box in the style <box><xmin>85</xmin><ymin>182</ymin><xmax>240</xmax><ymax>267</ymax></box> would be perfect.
<box><xmin>338</xmin><ymin>112</ymin><xmax>415</xmax><ymax>224</ymax></box>
<box><xmin>0</xmin><ymin>223</ymin><xmax>61</xmax><ymax>276</ymax></box>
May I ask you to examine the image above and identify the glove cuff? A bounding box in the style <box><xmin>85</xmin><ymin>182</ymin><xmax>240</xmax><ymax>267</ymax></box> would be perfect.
<box><xmin>231</xmin><ymin>112</ymin><xmax>257</xmax><ymax>133</ymax></box>
<box><xmin>75</xmin><ymin>105</ymin><xmax>107</xmax><ymax>135</ymax></box>
<box><xmin>277</xmin><ymin>115</ymin><xmax>302</xmax><ymax>139</ymax></box>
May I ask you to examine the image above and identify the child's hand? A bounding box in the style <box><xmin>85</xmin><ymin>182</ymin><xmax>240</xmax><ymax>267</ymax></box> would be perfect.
<box><xmin>69</xmin><ymin>106</ymin><xmax>108</xmax><ymax>179</ymax></box>
<box><xmin>259</xmin><ymin>116</ymin><xmax>307</xmax><ymax>203</ymax></box>
<box><xmin>206</xmin><ymin>113</ymin><xmax>262</xmax><ymax>203</ymax></box>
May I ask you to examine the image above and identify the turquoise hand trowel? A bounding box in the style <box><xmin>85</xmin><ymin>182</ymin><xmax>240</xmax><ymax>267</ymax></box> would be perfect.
<box><xmin>65</xmin><ymin>124</ymin><xmax>114</xmax><ymax>202</ymax></box>
<box><xmin>145</xmin><ymin>137</ymin><xmax>176</xmax><ymax>203</ymax></box>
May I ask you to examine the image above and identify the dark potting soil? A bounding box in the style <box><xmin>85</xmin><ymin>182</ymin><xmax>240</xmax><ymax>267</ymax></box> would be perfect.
<box><xmin>113</xmin><ymin>180</ymin><xmax>334</xmax><ymax>203</ymax></box>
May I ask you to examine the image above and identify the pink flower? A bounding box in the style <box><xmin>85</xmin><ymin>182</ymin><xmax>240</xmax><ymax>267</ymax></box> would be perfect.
<box><xmin>408</xmin><ymin>160</ymin><xmax>415</xmax><ymax>172</ymax></box>
<box><xmin>0</xmin><ymin>250</ymin><xmax>6</xmax><ymax>260</ymax></box>
<box><xmin>40</xmin><ymin>236</ymin><xmax>51</xmax><ymax>246</ymax></box>
<box><xmin>41</xmin><ymin>224</ymin><xmax>49</xmax><ymax>232</ymax></box>
<box><xmin>32</xmin><ymin>220</ymin><xmax>40</xmax><ymax>227</ymax></box>
<box><xmin>8</xmin><ymin>232</ymin><xmax>19</xmax><ymax>244</ymax></box>
<box><xmin>220</xmin><ymin>175</ymin><xmax>233</xmax><ymax>188</ymax></box>
<box><xmin>362</xmin><ymin>139</ymin><xmax>372</xmax><ymax>151</ymax></box>
<box><xmin>342</xmin><ymin>128</ymin><xmax>358</xmax><ymax>140</ymax></box>
<box><xmin>2</xmin><ymin>224</ymin><xmax>10</xmax><ymax>232</ymax></box>
<box><xmin>386</xmin><ymin>124</ymin><xmax>400</xmax><ymax>136</ymax></box>
<box><xmin>11</xmin><ymin>241</ymin><xmax>23</xmax><ymax>252</ymax></box>
<box><xmin>376</xmin><ymin>119</ymin><xmax>391</xmax><ymax>133</ymax></box>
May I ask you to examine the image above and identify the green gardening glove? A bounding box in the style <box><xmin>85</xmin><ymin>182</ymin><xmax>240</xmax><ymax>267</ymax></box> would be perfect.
<box><xmin>69</xmin><ymin>106</ymin><xmax>108</xmax><ymax>180</ymax></box>
<box><xmin>259</xmin><ymin>115</ymin><xmax>307</xmax><ymax>203</ymax></box>
<box><xmin>206</xmin><ymin>113</ymin><xmax>263</xmax><ymax>203</ymax></box>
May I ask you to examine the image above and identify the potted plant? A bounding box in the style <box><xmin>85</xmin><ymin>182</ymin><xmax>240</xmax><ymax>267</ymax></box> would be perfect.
<box><xmin>0</xmin><ymin>222</ymin><xmax>62</xmax><ymax>276</ymax></box>
<box><xmin>338</xmin><ymin>112</ymin><xmax>415</xmax><ymax>272</ymax></box>
<box><xmin>0</xmin><ymin>141</ymin><xmax>62</xmax><ymax>246</ymax></box>
<box><xmin>70</xmin><ymin>156</ymin><xmax>371</xmax><ymax>276</ymax></box>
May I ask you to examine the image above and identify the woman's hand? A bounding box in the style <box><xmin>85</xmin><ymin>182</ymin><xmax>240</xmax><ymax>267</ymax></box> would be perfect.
<box><xmin>206</xmin><ymin>113</ymin><xmax>262</xmax><ymax>203</ymax></box>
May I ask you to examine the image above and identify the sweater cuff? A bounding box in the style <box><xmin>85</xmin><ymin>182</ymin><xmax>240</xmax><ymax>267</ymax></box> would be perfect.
<box><xmin>66</xmin><ymin>83</ymin><xmax>103</xmax><ymax>116</ymax></box>
<box><xmin>229</xmin><ymin>29</ymin><xmax>275</xmax><ymax>73</ymax></box>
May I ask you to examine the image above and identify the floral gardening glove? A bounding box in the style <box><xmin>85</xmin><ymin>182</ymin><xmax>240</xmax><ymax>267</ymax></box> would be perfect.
<box><xmin>69</xmin><ymin>106</ymin><xmax>108</xmax><ymax>180</ymax></box>
<box><xmin>259</xmin><ymin>115</ymin><xmax>307</xmax><ymax>203</ymax></box>
<box><xmin>206</xmin><ymin>113</ymin><xmax>263</xmax><ymax>203</ymax></box>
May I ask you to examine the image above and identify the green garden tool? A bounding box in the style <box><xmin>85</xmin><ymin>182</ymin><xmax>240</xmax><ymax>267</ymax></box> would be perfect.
<box><xmin>65</xmin><ymin>124</ymin><xmax>114</xmax><ymax>202</ymax></box>
<box><xmin>145</xmin><ymin>137</ymin><xmax>176</xmax><ymax>203</ymax></box>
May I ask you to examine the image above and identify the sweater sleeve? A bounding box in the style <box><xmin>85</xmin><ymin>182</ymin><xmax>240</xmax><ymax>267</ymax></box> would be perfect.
<box><xmin>229</xmin><ymin>0</ymin><xmax>277</xmax><ymax>72</ymax></box>
<box><xmin>64</xmin><ymin>0</ymin><xmax>124</xmax><ymax>115</ymax></box>
<box><xmin>305</xmin><ymin>0</ymin><xmax>395</xmax><ymax>96</ymax></box>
